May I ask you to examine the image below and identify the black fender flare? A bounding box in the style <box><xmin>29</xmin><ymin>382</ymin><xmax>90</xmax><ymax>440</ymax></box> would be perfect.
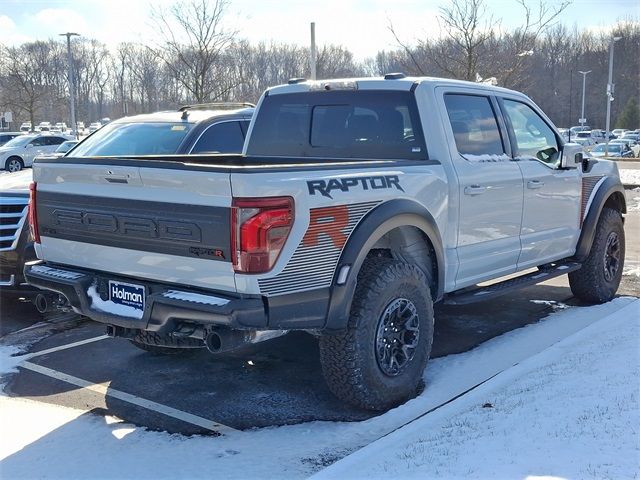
<box><xmin>324</xmin><ymin>199</ymin><xmax>444</xmax><ymax>331</ymax></box>
<box><xmin>573</xmin><ymin>176</ymin><xmax>626</xmax><ymax>261</ymax></box>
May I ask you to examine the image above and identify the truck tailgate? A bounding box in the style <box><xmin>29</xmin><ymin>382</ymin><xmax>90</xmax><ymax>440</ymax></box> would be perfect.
<box><xmin>33</xmin><ymin>161</ymin><xmax>235</xmax><ymax>292</ymax></box>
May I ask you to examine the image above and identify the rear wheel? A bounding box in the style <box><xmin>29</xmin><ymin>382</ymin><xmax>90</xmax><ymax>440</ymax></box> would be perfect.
<box><xmin>5</xmin><ymin>157</ymin><xmax>23</xmax><ymax>173</ymax></box>
<box><xmin>319</xmin><ymin>258</ymin><xmax>434</xmax><ymax>410</ymax></box>
<box><xmin>130</xmin><ymin>331</ymin><xmax>204</xmax><ymax>355</ymax></box>
<box><xmin>569</xmin><ymin>207</ymin><xmax>625</xmax><ymax>303</ymax></box>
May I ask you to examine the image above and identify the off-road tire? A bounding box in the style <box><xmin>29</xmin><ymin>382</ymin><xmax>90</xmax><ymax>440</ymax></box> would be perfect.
<box><xmin>319</xmin><ymin>258</ymin><xmax>434</xmax><ymax>411</ymax></box>
<box><xmin>569</xmin><ymin>207</ymin><xmax>625</xmax><ymax>303</ymax></box>
<box><xmin>5</xmin><ymin>157</ymin><xmax>23</xmax><ymax>173</ymax></box>
<box><xmin>130</xmin><ymin>331</ymin><xmax>204</xmax><ymax>355</ymax></box>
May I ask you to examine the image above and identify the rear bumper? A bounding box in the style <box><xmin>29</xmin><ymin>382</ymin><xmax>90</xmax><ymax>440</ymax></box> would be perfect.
<box><xmin>24</xmin><ymin>261</ymin><xmax>267</xmax><ymax>332</ymax></box>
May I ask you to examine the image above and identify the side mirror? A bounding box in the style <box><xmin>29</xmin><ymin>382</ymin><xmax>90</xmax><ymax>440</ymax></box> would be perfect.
<box><xmin>560</xmin><ymin>142</ymin><xmax>583</xmax><ymax>169</ymax></box>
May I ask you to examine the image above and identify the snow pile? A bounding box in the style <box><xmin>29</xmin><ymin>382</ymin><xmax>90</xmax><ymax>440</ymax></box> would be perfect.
<box><xmin>462</xmin><ymin>153</ymin><xmax>511</xmax><ymax>163</ymax></box>
<box><xmin>86</xmin><ymin>283</ymin><xmax>143</xmax><ymax>319</ymax></box>
<box><xmin>315</xmin><ymin>300</ymin><xmax>640</xmax><ymax>480</ymax></box>
<box><xmin>619</xmin><ymin>168</ymin><xmax>640</xmax><ymax>186</ymax></box>
<box><xmin>627</xmin><ymin>187</ymin><xmax>640</xmax><ymax>212</ymax></box>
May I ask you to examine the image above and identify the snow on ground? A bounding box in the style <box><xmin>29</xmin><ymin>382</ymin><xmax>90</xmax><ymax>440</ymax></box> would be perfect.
<box><xmin>315</xmin><ymin>299</ymin><xmax>640</xmax><ymax>480</ymax></box>
<box><xmin>619</xmin><ymin>168</ymin><xmax>640</xmax><ymax>186</ymax></box>
<box><xmin>627</xmin><ymin>187</ymin><xmax>640</xmax><ymax>212</ymax></box>
<box><xmin>1</xmin><ymin>298</ymin><xmax>638</xmax><ymax>479</ymax></box>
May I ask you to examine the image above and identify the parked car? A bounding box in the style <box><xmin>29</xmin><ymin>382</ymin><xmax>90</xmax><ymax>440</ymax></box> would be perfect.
<box><xmin>87</xmin><ymin>122</ymin><xmax>102</xmax><ymax>133</ymax></box>
<box><xmin>0</xmin><ymin>134</ymin><xmax>70</xmax><ymax>172</ymax></box>
<box><xmin>26</xmin><ymin>76</ymin><xmax>625</xmax><ymax>411</ymax></box>
<box><xmin>621</xmin><ymin>133</ymin><xmax>640</xmax><ymax>145</ymax></box>
<box><xmin>19</xmin><ymin>123</ymin><xmax>32</xmax><ymax>133</ymax></box>
<box><xmin>589</xmin><ymin>129</ymin><xmax>610</xmax><ymax>144</ymax></box>
<box><xmin>610</xmin><ymin>138</ymin><xmax>635</xmax><ymax>150</ymax></box>
<box><xmin>0</xmin><ymin>132</ymin><xmax>23</xmax><ymax>147</ymax></box>
<box><xmin>589</xmin><ymin>143</ymin><xmax>633</xmax><ymax>158</ymax></box>
<box><xmin>570</xmin><ymin>125</ymin><xmax>590</xmax><ymax>135</ymax></box>
<box><xmin>0</xmin><ymin>169</ymin><xmax>37</xmax><ymax>295</ymax></box>
<box><xmin>573</xmin><ymin>131</ymin><xmax>595</xmax><ymax>147</ymax></box>
<box><xmin>36</xmin><ymin>122</ymin><xmax>51</xmax><ymax>132</ymax></box>
<box><xmin>612</xmin><ymin>128</ymin><xmax>629</xmax><ymax>137</ymax></box>
<box><xmin>72</xmin><ymin>103</ymin><xmax>254</xmax><ymax>157</ymax></box>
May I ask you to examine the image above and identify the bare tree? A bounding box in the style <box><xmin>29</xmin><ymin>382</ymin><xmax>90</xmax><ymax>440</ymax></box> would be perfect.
<box><xmin>151</xmin><ymin>0</ymin><xmax>238</xmax><ymax>103</ymax></box>
<box><xmin>0</xmin><ymin>42</ymin><xmax>55</xmax><ymax>130</ymax></box>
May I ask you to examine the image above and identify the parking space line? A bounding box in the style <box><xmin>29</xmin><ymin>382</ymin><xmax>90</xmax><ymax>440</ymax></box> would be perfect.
<box><xmin>21</xmin><ymin>361</ymin><xmax>239</xmax><ymax>436</ymax></box>
<box><xmin>28</xmin><ymin>335</ymin><xmax>110</xmax><ymax>358</ymax></box>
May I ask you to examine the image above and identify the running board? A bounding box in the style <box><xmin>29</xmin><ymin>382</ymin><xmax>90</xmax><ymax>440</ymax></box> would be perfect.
<box><xmin>443</xmin><ymin>262</ymin><xmax>582</xmax><ymax>306</ymax></box>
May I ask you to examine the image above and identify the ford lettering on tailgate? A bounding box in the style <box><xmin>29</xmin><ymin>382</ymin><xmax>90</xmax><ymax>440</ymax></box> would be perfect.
<box><xmin>36</xmin><ymin>191</ymin><xmax>231</xmax><ymax>261</ymax></box>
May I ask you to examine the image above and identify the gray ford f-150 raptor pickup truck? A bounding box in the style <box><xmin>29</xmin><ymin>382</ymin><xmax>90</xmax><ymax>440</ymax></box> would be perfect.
<box><xmin>25</xmin><ymin>75</ymin><xmax>626</xmax><ymax>410</ymax></box>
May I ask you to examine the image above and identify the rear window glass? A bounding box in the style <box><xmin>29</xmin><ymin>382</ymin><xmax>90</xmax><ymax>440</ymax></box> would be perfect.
<box><xmin>246</xmin><ymin>90</ymin><xmax>426</xmax><ymax>160</ymax></box>
<box><xmin>71</xmin><ymin>122</ymin><xmax>194</xmax><ymax>156</ymax></box>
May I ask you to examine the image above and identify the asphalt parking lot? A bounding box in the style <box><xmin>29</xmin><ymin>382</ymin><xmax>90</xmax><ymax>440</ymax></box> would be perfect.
<box><xmin>0</xmin><ymin>280</ymin><xmax>631</xmax><ymax>436</ymax></box>
<box><xmin>1</xmin><ymin>189</ymin><xmax>638</xmax><ymax>436</ymax></box>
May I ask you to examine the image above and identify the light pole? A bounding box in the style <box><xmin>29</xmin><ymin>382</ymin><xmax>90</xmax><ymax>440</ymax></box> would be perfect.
<box><xmin>59</xmin><ymin>32</ymin><xmax>80</xmax><ymax>139</ymax></box>
<box><xmin>310</xmin><ymin>22</ymin><xmax>317</xmax><ymax>80</ymax></box>
<box><xmin>578</xmin><ymin>70</ymin><xmax>591</xmax><ymax>129</ymax></box>
<box><xmin>605</xmin><ymin>36</ymin><xmax>622</xmax><ymax>156</ymax></box>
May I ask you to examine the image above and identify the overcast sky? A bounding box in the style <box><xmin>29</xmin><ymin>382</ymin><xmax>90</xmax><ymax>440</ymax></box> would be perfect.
<box><xmin>1</xmin><ymin>0</ymin><xmax>638</xmax><ymax>59</ymax></box>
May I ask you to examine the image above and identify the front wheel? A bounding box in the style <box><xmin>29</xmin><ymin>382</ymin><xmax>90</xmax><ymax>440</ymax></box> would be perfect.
<box><xmin>319</xmin><ymin>258</ymin><xmax>434</xmax><ymax>410</ymax></box>
<box><xmin>569</xmin><ymin>207</ymin><xmax>625</xmax><ymax>303</ymax></box>
<box><xmin>5</xmin><ymin>157</ymin><xmax>23</xmax><ymax>173</ymax></box>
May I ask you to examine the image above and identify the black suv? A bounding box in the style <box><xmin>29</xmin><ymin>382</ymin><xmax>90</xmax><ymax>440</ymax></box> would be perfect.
<box><xmin>0</xmin><ymin>170</ymin><xmax>34</xmax><ymax>294</ymax></box>
<box><xmin>71</xmin><ymin>103</ymin><xmax>254</xmax><ymax>157</ymax></box>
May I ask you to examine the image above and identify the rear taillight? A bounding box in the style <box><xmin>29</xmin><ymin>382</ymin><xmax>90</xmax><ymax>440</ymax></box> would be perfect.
<box><xmin>28</xmin><ymin>182</ymin><xmax>40</xmax><ymax>244</ymax></box>
<box><xmin>231</xmin><ymin>197</ymin><xmax>294</xmax><ymax>273</ymax></box>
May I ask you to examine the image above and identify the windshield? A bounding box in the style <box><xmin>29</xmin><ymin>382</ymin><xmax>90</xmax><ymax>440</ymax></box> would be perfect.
<box><xmin>246</xmin><ymin>90</ymin><xmax>427</xmax><ymax>160</ymax></box>
<box><xmin>3</xmin><ymin>136</ymin><xmax>33</xmax><ymax>148</ymax></box>
<box><xmin>71</xmin><ymin>122</ymin><xmax>194</xmax><ymax>156</ymax></box>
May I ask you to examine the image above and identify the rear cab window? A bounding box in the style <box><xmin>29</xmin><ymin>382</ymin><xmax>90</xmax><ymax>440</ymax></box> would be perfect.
<box><xmin>246</xmin><ymin>90</ymin><xmax>426</xmax><ymax>160</ymax></box>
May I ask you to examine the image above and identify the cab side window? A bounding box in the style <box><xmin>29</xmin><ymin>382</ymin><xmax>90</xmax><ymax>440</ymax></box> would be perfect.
<box><xmin>444</xmin><ymin>94</ymin><xmax>506</xmax><ymax>159</ymax></box>
<box><xmin>502</xmin><ymin>99</ymin><xmax>559</xmax><ymax>166</ymax></box>
<box><xmin>30</xmin><ymin>137</ymin><xmax>47</xmax><ymax>147</ymax></box>
<box><xmin>191</xmin><ymin>121</ymin><xmax>245</xmax><ymax>154</ymax></box>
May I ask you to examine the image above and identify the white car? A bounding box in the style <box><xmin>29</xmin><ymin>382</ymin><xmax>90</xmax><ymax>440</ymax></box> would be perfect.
<box><xmin>612</xmin><ymin>128</ymin><xmax>628</xmax><ymax>137</ymax></box>
<box><xmin>88</xmin><ymin>122</ymin><xmax>102</xmax><ymax>133</ymax></box>
<box><xmin>0</xmin><ymin>134</ymin><xmax>70</xmax><ymax>172</ymax></box>
<box><xmin>573</xmin><ymin>131</ymin><xmax>595</xmax><ymax>147</ymax></box>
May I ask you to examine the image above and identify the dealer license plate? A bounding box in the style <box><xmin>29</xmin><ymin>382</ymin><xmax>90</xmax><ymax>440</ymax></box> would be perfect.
<box><xmin>108</xmin><ymin>280</ymin><xmax>145</xmax><ymax>315</ymax></box>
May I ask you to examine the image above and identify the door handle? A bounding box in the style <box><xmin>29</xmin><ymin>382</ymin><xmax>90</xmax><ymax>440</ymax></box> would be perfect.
<box><xmin>527</xmin><ymin>180</ymin><xmax>544</xmax><ymax>189</ymax></box>
<box><xmin>464</xmin><ymin>185</ymin><xmax>486</xmax><ymax>195</ymax></box>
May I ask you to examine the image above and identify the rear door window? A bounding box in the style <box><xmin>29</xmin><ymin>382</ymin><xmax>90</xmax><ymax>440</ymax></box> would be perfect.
<box><xmin>444</xmin><ymin>94</ymin><xmax>506</xmax><ymax>160</ymax></box>
<box><xmin>190</xmin><ymin>121</ymin><xmax>245</xmax><ymax>154</ymax></box>
<box><xmin>246</xmin><ymin>90</ymin><xmax>426</xmax><ymax>160</ymax></box>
